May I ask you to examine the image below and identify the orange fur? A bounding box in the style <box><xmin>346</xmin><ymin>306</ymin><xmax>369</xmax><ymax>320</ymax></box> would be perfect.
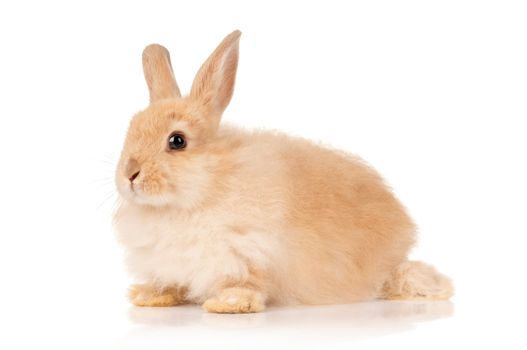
<box><xmin>381</xmin><ymin>261</ymin><xmax>454</xmax><ymax>300</ymax></box>
<box><xmin>128</xmin><ymin>284</ymin><xmax>187</xmax><ymax>307</ymax></box>
<box><xmin>113</xmin><ymin>30</ymin><xmax>453</xmax><ymax>313</ymax></box>
<box><xmin>202</xmin><ymin>287</ymin><xmax>265</xmax><ymax>313</ymax></box>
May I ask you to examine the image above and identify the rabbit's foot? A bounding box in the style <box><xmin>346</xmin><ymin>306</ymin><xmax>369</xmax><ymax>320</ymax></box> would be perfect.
<box><xmin>128</xmin><ymin>284</ymin><xmax>185</xmax><ymax>307</ymax></box>
<box><xmin>381</xmin><ymin>261</ymin><xmax>454</xmax><ymax>300</ymax></box>
<box><xmin>202</xmin><ymin>287</ymin><xmax>265</xmax><ymax>313</ymax></box>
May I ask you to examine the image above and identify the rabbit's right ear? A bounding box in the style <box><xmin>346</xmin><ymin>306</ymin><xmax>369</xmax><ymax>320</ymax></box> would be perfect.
<box><xmin>142</xmin><ymin>44</ymin><xmax>181</xmax><ymax>102</ymax></box>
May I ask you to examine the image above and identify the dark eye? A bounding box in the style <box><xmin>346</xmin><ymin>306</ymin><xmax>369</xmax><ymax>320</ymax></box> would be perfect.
<box><xmin>168</xmin><ymin>132</ymin><xmax>186</xmax><ymax>150</ymax></box>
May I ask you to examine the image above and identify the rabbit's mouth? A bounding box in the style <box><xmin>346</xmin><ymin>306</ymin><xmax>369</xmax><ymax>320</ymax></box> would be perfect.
<box><xmin>116</xmin><ymin>175</ymin><xmax>168</xmax><ymax>207</ymax></box>
<box><xmin>122</xmin><ymin>186</ymin><xmax>174</xmax><ymax>207</ymax></box>
<box><xmin>116</xmin><ymin>162</ymin><xmax>211</xmax><ymax>209</ymax></box>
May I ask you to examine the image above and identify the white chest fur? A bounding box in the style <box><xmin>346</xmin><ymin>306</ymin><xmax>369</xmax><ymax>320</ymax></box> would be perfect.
<box><xmin>114</xmin><ymin>203</ymin><xmax>278</xmax><ymax>302</ymax></box>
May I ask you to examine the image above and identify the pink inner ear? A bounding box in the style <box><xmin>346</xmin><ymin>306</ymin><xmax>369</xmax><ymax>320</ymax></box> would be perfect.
<box><xmin>189</xmin><ymin>31</ymin><xmax>241</xmax><ymax>117</ymax></box>
<box><xmin>215</xmin><ymin>46</ymin><xmax>239</xmax><ymax>111</ymax></box>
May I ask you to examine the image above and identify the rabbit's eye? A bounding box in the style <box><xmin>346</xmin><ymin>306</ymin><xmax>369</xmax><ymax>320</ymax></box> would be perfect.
<box><xmin>168</xmin><ymin>132</ymin><xmax>186</xmax><ymax>150</ymax></box>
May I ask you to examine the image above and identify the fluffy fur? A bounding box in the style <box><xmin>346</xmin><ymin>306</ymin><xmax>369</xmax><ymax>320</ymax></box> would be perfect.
<box><xmin>114</xmin><ymin>30</ymin><xmax>453</xmax><ymax>313</ymax></box>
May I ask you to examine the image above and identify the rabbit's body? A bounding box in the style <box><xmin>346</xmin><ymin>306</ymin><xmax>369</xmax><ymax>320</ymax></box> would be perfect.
<box><xmin>116</xmin><ymin>126</ymin><xmax>416</xmax><ymax>306</ymax></box>
<box><xmin>114</xmin><ymin>31</ymin><xmax>453</xmax><ymax>313</ymax></box>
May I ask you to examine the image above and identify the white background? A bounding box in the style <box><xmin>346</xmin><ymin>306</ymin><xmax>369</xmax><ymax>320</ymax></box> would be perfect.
<box><xmin>1</xmin><ymin>1</ymin><xmax>526</xmax><ymax>349</ymax></box>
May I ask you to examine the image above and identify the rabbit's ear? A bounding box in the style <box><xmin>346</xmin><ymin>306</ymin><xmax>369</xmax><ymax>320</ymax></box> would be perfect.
<box><xmin>190</xmin><ymin>30</ymin><xmax>241</xmax><ymax>122</ymax></box>
<box><xmin>142</xmin><ymin>44</ymin><xmax>181</xmax><ymax>102</ymax></box>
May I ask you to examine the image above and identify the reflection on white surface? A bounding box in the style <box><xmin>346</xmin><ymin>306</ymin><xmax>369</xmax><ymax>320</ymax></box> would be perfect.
<box><xmin>120</xmin><ymin>301</ymin><xmax>453</xmax><ymax>349</ymax></box>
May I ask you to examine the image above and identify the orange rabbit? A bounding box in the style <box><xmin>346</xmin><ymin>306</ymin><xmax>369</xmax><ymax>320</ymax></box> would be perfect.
<box><xmin>114</xmin><ymin>30</ymin><xmax>453</xmax><ymax>313</ymax></box>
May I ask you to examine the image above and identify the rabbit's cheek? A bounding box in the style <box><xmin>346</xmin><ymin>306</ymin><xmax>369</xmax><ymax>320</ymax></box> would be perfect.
<box><xmin>141</xmin><ymin>175</ymin><xmax>165</xmax><ymax>196</ymax></box>
<box><xmin>139</xmin><ymin>164</ymin><xmax>168</xmax><ymax>196</ymax></box>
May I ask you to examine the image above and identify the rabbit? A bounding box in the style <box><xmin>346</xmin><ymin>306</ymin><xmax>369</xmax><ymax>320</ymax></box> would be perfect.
<box><xmin>113</xmin><ymin>30</ymin><xmax>453</xmax><ymax>313</ymax></box>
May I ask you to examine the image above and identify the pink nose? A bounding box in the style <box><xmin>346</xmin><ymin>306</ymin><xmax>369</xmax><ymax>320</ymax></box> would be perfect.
<box><xmin>129</xmin><ymin>171</ymin><xmax>140</xmax><ymax>183</ymax></box>
<box><xmin>126</xmin><ymin>158</ymin><xmax>141</xmax><ymax>183</ymax></box>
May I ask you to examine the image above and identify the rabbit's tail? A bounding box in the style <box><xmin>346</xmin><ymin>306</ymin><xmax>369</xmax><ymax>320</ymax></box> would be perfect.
<box><xmin>380</xmin><ymin>260</ymin><xmax>454</xmax><ymax>300</ymax></box>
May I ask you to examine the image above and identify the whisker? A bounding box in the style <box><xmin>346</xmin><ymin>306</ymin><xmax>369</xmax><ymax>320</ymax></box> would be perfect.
<box><xmin>90</xmin><ymin>177</ymin><xmax>114</xmax><ymax>184</ymax></box>
<box><xmin>96</xmin><ymin>190</ymin><xmax>118</xmax><ymax>211</ymax></box>
<box><xmin>90</xmin><ymin>181</ymin><xmax>116</xmax><ymax>193</ymax></box>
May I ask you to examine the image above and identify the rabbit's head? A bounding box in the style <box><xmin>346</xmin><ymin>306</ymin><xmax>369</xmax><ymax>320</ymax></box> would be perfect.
<box><xmin>116</xmin><ymin>31</ymin><xmax>241</xmax><ymax>208</ymax></box>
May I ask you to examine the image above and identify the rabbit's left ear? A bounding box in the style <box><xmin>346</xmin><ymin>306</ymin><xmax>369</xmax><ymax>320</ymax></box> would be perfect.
<box><xmin>190</xmin><ymin>30</ymin><xmax>241</xmax><ymax>123</ymax></box>
<box><xmin>142</xmin><ymin>44</ymin><xmax>181</xmax><ymax>102</ymax></box>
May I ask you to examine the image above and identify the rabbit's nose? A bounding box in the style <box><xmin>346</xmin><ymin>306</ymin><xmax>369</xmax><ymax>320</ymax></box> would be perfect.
<box><xmin>126</xmin><ymin>158</ymin><xmax>141</xmax><ymax>183</ymax></box>
<box><xmin>129</xmin><ymin>171</ymin><xmax>140</xmax><ymax>183</ymax></box>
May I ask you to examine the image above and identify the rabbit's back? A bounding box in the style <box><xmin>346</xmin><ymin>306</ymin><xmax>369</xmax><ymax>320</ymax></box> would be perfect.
<box><xmin>209</xmin><ymin>127</ymin><xmax>417</xmax><ymax>304</ymax></box>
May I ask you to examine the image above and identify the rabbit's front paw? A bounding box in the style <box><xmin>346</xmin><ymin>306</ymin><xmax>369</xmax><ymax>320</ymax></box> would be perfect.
<box><xmin>128</xmin><ymin>284</ymin><xmax>185</xmax><ymax>307</ymax></box>
<box><xmin>202</xmin><ymin>287</ymin><xmax>265</xmax><ymax>313</ymax></box>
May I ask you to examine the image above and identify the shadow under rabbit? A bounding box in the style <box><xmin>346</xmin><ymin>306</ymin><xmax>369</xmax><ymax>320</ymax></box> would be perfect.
<box><xmin>119</xmin><ymin>300</ymin><xmax>454</xmax><ymax>348</ymax></box>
